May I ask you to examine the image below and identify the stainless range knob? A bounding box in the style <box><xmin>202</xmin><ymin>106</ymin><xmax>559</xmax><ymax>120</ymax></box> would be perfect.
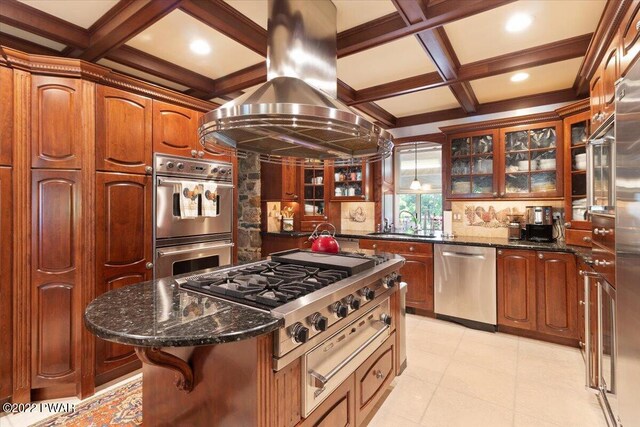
<box><xmin>362</xmin><ymin>287</ymin><xmax>375</xmax><ymax>301</ymax></box>
<box><xmin>212</xmin><ymin>167</ymin><xmax>219</xmax><ymax>174</ymax></box>
<box><xmin>346</xmin><ymin>295</ymin><xmax>361</xmax><ymax>310</ymax></box>
<box><xmin>380</xmin><ymin>314</ymin><xmax>392</xmax><ymax>326</ymax></box>
<box><xmin>166</xmin><ymin>161</ymin><xmax>175</xmax><ymax>169</ymax></box>
<box><xmin>310</xmin><ymin>313</ymin><xmax>328</xmax><ymax>332</ymax></box>
<box><xmin>291</xmin><ymin>323</ymin><xmax>309</xmax><ymax>343</ymax></box>
<box><xmin>177</xmin><ymin>162</ymin><xmax>185</xmax><ymax>170</ymax></box>
<box><xmin>332</xmin><ymin>302</ymin><xmax>348</xmax><ymax>319</ymax></box>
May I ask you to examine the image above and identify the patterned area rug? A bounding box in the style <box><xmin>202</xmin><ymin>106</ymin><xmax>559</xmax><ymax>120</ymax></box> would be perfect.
<box><xmin>33</xmin><ymin>379</ymin><xmax>142</xmax><ymax>426</ymax></box>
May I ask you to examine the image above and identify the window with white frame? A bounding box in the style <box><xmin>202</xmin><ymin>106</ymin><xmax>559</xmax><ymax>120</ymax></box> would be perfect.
<box><xmin>394</xmin><ymin>143</ymin><xmax>442</xmax><ymax>231</ymax></box>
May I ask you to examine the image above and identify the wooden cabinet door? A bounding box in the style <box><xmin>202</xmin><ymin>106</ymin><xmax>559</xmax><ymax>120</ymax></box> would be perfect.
<box><xmin>300</xmin><ymin>374</ymin><xmax>355</xmax><ymax>427</ymax></box>
<box><xmin>497</xmin><ymin>249</ymin><xmax>537</xmax><ymax>331</ymax></box>
<box><xmin>95</xmin><ymin>172</ymin><xmax>151</xmax><ymax>378</ymax></box>
<box><xmin>96</xmin><ymin>86</ymin><xmax>152</xmax><ymax>174</ymax></box>
<box><xmin>152</xmin><ymin>100</ymin><xmax>199</xmax><ymax>157</ymax></box>
<box><xmin>535</xmin><ymin>251</ymin><xmax>579</xmax><ymax>339</ymax></box>
<box><xmin>602</xmin><ymin>42</ymin><xmax>620</xmax><ymax>120</ymax></box>
<box><xmin>620</xmin><ymin>0</ymin><xmax>640</xmax><ymax>76</ymax></box>
<box><xmin>0</xmin><ymin>67</ymin><xmax>13</xmax><ymax>166</ymax></box>
<box><xmin>262</xmin><ymin>160</ymin><xmax>300</xmax><ymax>201</ymax></box>
<box><xmin>282</xmin><ymin>159</ymin><xmax>299</xmax><ymax>201</ymax></box>
<box><xmin>31</xmin><ymin>76</ymin><xmax>84</xmax><ymax>169</ymax></box>
<box><xmin>31</xmin><ymin>169</ymin><xmax>82</xmax><ymax>388</ymax></box>
<box><xmin>0</xmin><ymin>168</ymin><xmax>12</xmax><ymax>400</ymax></box>
<box><xmin>401</xmin><ymin>253</ymin><xmax>434</xmax><ymax>312</ymax></box>
<box><xmin>354</xmin><ymin>333</ymin><xmax>395</xmax><ymax>426</ymax></box>
<box><xmin>590</xmin><ymin>71</ymin><xmax>604</xmax><ymax>134</ymax></box>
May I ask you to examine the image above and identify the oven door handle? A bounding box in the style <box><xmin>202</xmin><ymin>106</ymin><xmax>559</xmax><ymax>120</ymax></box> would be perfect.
<box><xmin>157</xmin><ymin>242</ymin><xmax>234</xmax><ymax>257</ymax></box>
<box><xmin>158</xmin><ymin>178</ymin><xmax>234</xmax><ymax>188</ymax></box>
<box><xmin>308</xmin><ymin>322</ymin><xmax>390</xmax><ymax>389</ymax></box>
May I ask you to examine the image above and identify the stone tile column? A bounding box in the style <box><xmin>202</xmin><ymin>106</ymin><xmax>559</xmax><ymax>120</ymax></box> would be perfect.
<box><xmin>237</xmin><ymin>153</ymin><xmax>262</xmax><ymax>262</ymax></box>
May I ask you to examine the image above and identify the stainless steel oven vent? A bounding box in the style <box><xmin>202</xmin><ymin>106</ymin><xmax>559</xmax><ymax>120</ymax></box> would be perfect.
<box><xmin>198</xmin><ymin>0</ymin><xmax>393</xmax><ymax>164</ymax></box>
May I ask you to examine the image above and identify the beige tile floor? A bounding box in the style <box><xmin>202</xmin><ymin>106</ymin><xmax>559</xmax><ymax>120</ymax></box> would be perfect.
<box><xmin>367</xmin><ymin>314</ymin><xmax>607</xmax><ymax>427</ymax></box>
<box><xmin>0</xmin><ymin>314</ymin><xmax>606</xmax><ymax>427</ymax></box>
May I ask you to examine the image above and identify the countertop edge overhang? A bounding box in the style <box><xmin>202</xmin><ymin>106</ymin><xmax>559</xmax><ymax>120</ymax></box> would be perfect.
<box><xmin>84</xmin><ymin>276</ymin><xmax>284</xmax><ymax>348</ymax></box>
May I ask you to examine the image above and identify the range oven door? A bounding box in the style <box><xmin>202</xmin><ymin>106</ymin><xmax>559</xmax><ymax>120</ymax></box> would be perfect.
<box><xmin>302</xmin><ymin>298</ymin><xmax>391</xmax><ymax>417</ymax></box>
<box><xmin>156</xmin><ymin>177</ymin><xmax>233</xmax><ymax>240</ymax></box>
<box><xmin>154</xmin><ymin>240</ymin><xmax>233</xmax><ymax>279</ymax></box>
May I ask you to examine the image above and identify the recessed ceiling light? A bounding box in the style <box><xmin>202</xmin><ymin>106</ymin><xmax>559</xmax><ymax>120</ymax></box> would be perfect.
<box><xmin>505</xmin><ymin>13</ymin><xmax>532</xmax><ymax>33</ymax></box>
<box><xmin>190</xmin><ymin>39</ymin><xmax>211</xmax><ymax>55</ymax></box>
<box><xmin>510</xmin><ymin>72</ymin><xmax>529</xmax><ymax>82</ymax></box>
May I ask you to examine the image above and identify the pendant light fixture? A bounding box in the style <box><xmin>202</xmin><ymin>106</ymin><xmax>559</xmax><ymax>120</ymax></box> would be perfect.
<box><xmin>409</xmin><ymin>142</ymin><xmax>422</xmax><ymax>190</ymax></box>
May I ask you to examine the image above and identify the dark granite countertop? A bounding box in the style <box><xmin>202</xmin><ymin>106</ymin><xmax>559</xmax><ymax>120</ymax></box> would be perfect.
<box><xmin>261</xmin><ymin>231</ymin><xmax>311</xmax><ymax>238</ymax></box>
<box><xmin>84</xmin><ymin>271</ymin><xmax>284</xmax><ymax>348</ymax></box>
<box><xmin>262</xmin><ymin>230</ymin><xmax>593</xmax><ymax>262</ymax></box>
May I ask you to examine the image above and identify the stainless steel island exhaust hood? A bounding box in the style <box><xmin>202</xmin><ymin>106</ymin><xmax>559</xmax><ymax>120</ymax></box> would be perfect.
<box><xmin>198</xmin><ymin>0</ymin><xmax>393</xmax><ymax>164</ymax></box>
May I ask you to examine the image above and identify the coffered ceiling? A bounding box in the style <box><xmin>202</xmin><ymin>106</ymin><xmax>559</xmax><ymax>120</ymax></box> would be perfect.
<box><xmin>0</xmin><ymin>0</ymin><xmax>622</xmax><ymax>130</ymax></box>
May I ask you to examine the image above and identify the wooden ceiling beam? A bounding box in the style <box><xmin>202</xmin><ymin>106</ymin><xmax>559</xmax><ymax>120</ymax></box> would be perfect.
<box><xmin>0</xmin><ymin>0</ymin><xmax>89</xmax><ymax>48</ymax></box>
<box><xmin>392</xmin><ymin>1</ymin><xmax>479</xmax><ymax>113</ymax></box>
<box><xmin>0</xmin><ymin>32</ymin><xmax>61</xmax><ymax>56</ymax></box>
<box><xmin>337</xmin><ymin>0</ymin><xmax>515</xmax><ymax>57</ymax></box>
<box><xmin>74</xmin><ymin>0</ymin><xmax>183</xmax><ymax>61</ymax></box>
<box><xmin>106</xmin><ymin>45</ymin><xmax>217</xmax><ymax>93</ymax></box>
<box><xmin>180</xmin><ymin>0</ymin><xmax>267</xmax><ymax>57</ymax></box>
<box><xmin>394</xmin><ymin>88</ymin><xmax>581</xmax><ymax>128</ymax></box>
<box><xmin>351</xmin><ymin>33</ymin><xmax>592</xmax><ymax>105</ymax></box>
<box><xmin>573</xmin><ymin>0</ymin><xmax>632</xmax><ymax>95</ymax></box>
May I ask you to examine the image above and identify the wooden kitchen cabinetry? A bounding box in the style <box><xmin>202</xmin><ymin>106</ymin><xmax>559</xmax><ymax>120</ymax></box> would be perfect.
<box><xmin>261</xmin><ymin>159</ymin><xmax>300</xmax><ymax>201</ymax></box>
<box><xmin>497</xmin><ymin>249</ymin><xmax>537</xmax><ymax>331</ymax></box>
<box><xmin>95</xmin><ymin>172</ymin><xmax>151</xmax><ymax>384</ymax></box>
<box><xmin>152</xmin><ymin>100</ymin><xmax>200</xmax><ymax>158</ymax></box>
<box><xmin>497</xmin><ymin>249</ymin><xmax>579</xmax><ymax>343</ymax></box>
<box><xmin>601</xmin><ymin>41</ymin><xmax>620</xmax><ymax>120</ymax></box>
<box><xmin>30</xmin><ymin>170</ymin><xmax>82</xmax><ymax>391</ymax></box>
<box><xmin>0</xmin><ymin>67</ymin><xmax>13</xmax><ymax>166</ymax></box>
<box><xmin>261</xmin><ymin>234</ymin><xmax>311</xmax><ymax>255</ymax></box>
<box><xmin>31</xmin><ymin>76</ymin><xmax>84</xmax><ymax>169</ymax></box>
<box><xmin>300</xmin><ymin>374</ymin><xmax>356</xmax><ymax>427</ymax></box>
<box><xmin>0</xmin><ymin>168</ymin><xmax>12</xmax><ymax>402</ymax></box>
<box><xmin>358</xmin><ymin>240</ymin><xmax>434</xmax><ymax>313</ymax></box>
<box><xmin>445</xmin><ymin>129</ymin><xmax>499</xmax><ymax>198</ymax></box>
<box><xmin>354</xmin><ymin>333</ymin><xmax>395</xmax><ymax>426</ymax></box>
<box><xmin>329</xmin><ymin>161</ymin><xmax>371</xmax><ymax>201</ymax></box>
<box><xmin>620</xmin><ymin>0</ymin><xmax>640</xmax><ymax>77</ymax></box>
<box><xmin>535</xmin><ymin>251</ymin><xmax>579</xmax><ymax>340</ymax></box>
<box><xmin>96</xmin><ymin>85</ymin><xmax>152</xmax><ymax>174</ymax></box>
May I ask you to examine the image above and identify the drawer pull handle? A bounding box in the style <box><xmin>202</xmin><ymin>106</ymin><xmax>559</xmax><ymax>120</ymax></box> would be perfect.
<box><xmin>594</xmin><ymin>259</ymin><xmax>614</xmax><ymax>267</ymax></box>
<box><xmin>583</xmin><ymin>236</ymin><xmax>592</xmax><ymax>242</ymax></box>
<box><xmin>372</xmin><ymin>244</ymin><xmax>377</xmax><ymax>249</ymax></box>
<box><xmin>409</xmin><ymin>246</ymin><xmax>414</xmax><ymax>252</ymax></box>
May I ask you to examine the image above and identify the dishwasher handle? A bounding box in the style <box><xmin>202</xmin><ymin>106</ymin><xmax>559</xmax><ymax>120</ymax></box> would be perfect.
<box><xmin>308</xmin><ymin>321</ymin><xmax>390</xmax><ymax>389</ymax></box>
<box><xmin>441</xmin><ymin>251</ymin><xmax>486</xmax><ymax>260</ymax></box>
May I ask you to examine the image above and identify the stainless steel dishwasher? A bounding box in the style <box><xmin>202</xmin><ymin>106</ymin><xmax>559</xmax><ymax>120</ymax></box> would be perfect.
<box><xmin>434</xmin><ymin>244</ymin><xmax>497</xmax><ymax>331</ymax></box>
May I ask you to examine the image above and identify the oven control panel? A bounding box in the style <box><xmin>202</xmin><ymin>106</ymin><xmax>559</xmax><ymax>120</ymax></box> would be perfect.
<box><xmin>155</xmin><ymin>154</ymin><xmax>233</xmax><ymax>182</ymax></box>
<box><xmin>276</xmin><ymin>277</ymin><xmax>393</xmax><ymax>356</ymax></box>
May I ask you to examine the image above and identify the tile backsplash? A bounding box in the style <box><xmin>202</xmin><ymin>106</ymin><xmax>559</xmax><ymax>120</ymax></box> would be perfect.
<box><xmin>450</xmin><ymin>200</ymin><xmax>564</xmax><ymax>238</ymax></box>
<box><xmin>340</xmin><ymin>202</ymin><xmax>375</xmax><ymax>233</ymax></box>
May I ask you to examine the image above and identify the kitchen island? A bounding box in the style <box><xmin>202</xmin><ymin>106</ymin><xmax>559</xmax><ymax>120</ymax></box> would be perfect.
<box><xmin>85</xmin><ymin>251</ymin><xmax>405</xmax><ymax>427</ymax></box>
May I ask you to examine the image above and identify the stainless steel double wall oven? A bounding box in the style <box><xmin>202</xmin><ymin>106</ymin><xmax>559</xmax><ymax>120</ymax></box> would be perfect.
<box><xmin>153</xmin><ymin>153</ymin><xmax>234</xmax><ymax>278</ymax></box>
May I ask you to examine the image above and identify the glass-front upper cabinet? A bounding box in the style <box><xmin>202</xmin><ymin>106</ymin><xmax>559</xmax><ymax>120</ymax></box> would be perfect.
<box><xmin>330</xmin><ymin>161</ymin><xmax>369</xmax><ymax>200</ymax></box>
<box><xmin>499</xmin><ymin>121</ymin><xmax>564</xmax><ymax>198</ymax></box>
<box><xmin>302</xmin><ymin>163</ymin><xmax>325</xmax><ymax>218</ymax></box>
<box><xmin>445</xmin><ymin>130</ymin><xmax>499</xmax><ymax>199</ymax></box>
<box><xmin>564</xmin><ymin>111</ymin><xmax>590</xmax><ymax>229</ymax></box>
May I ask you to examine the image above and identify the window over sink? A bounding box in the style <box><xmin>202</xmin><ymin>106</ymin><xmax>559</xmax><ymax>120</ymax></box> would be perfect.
<box><xmin>393</xmin><ymin>144</ymin><xmax>443</xmax><ymax>231</ymax></box>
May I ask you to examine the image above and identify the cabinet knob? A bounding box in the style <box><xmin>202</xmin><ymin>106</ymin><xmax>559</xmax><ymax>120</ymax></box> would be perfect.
<box><xmin>197</xmin><ymin>150</ymin><xmax>205</xmax><ymax>158</ymax></box>
<box><xmin>636</xmin><ymin>20</ymin><xmax>640</xmax><ymax>31</ymax></box>
<box><xmin>191</xmin><ymin>149</ymin><xmax>198</xmax><ymax>158</ymax></box>
<box><xmin>492</xmin><ymin>192</ymin><xmax>498</xmax><ymax>197</ymax></box>
<box><xmin>497</xmin><ymin>250</ymin><xmax>503</xmax><ymax>255</ymax></box>
<box><xmin>499</xmin><ymin>192</ymin><xmax>505</xmax><ymax>197</ymax></box>
<box><xmin>409</xmin><ymin>246</ymin><xmax>414</xmax><ymax>252</ymax></box>
<box><xmin>145</xmin><ymin>262</ymin><xmax>154</xmax><ymax>270</ymax></box>
<box><xmin>579</xmin><ymin>300</ymin><xmax>585</xmax><ymax>306</ymax></box>
<box><xmin>145</xmin><ymin>165</ymin><xmax>153</xmax><ymax>174</ymax></box>
<box><xmin>372</xmin><ymin>244</ymin><xmax>377</xmax><ymax>249</ymax></box>
<box><xmin>374</xmin><ymin>370</ymin><xmax>384</xmax><ymax>379</ymax></box>
<box><xmin>538</xmin><ymin>253</ymin><xmax>544</xmax><ymax>259</ymax></box>
<box><xmin>564</xmin><ymin>222</ymin><xmax>572</xmax><ymax>228</ymax></box>
<box><xmin>583</xmin><ymin>236</ymin><xmax>592</xmax><ymax>242</ymax></box>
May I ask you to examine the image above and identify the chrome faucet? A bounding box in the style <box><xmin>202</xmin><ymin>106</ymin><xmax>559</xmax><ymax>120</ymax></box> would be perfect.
<box><xmin>398</xmin><ymin>210</ymin><xmax>419</xmax><ymax>233</ymax></box>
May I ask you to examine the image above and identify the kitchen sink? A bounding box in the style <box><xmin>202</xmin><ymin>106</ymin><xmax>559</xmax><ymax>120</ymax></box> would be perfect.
<box><xmin>367</xmin><ymin>232</ymin><xmax>438</xmax><ymax>239</ymax></box>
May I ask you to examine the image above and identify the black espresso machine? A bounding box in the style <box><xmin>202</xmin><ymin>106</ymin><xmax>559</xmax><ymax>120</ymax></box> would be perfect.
<box><xmin>525</xmin><ymin>206</ymin><xmax>554</xmax><ymax>242</ymax></box>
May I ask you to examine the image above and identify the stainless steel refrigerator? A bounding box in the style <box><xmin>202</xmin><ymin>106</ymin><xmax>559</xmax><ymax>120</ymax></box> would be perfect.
<box><xmin>615</xmin><ymin>57</ymin><xmax>640</xmax><ymax>427</ymax></box>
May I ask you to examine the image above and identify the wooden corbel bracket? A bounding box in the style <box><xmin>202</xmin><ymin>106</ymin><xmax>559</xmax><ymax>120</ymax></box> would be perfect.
<box><xmin>135</xmin><ymin>347</ymin><xmax>194</xmax><ymax>393</ymax></box>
